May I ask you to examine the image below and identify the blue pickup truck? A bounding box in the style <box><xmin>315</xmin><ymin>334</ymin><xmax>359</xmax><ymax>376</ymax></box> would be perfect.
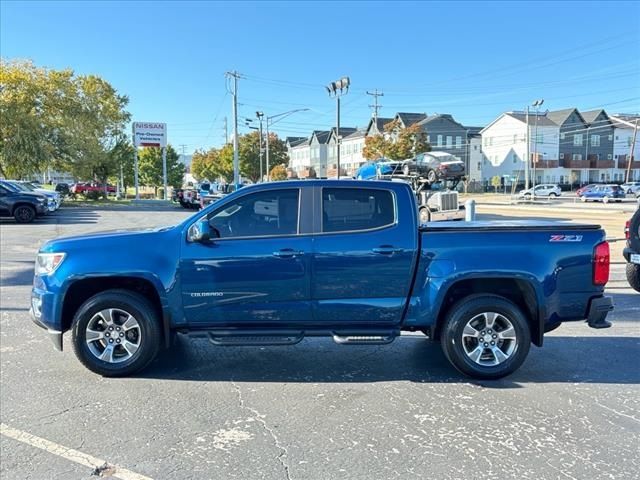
<box><xmin>30</xmin><ymin>180</ymin><xmax>613</xmax><ymax>379</ymax></box>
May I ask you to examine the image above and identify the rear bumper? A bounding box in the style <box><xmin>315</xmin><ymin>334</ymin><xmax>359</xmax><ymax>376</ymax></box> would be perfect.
<box><xmin>586</xmin><ymin>296</ymin><xmax>614</xmax><ymax>329</ymax></box>
<box><xmin>623</xmin><ymin>247</ymin><xmax>638</xmax><ymax>263</ymax></box>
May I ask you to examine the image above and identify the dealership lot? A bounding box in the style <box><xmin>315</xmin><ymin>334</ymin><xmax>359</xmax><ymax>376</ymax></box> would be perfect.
<box><xmin>1</xmin><ymin>204</ymin><xmax>638</xmax><ymax>480</ymax></box>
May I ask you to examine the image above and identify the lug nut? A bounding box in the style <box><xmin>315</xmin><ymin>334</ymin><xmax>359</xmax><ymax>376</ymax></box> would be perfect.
<box><xmin>105</xmin><ymin>332</ymin><xmax>110</xmax><ymax>337</ymax></box>
<box><xmin>119</xmin><ymin>332</ymin><xmax>124</xmax><ymax>337</ymax></box>
<box><xmin>109</xmin><ymin>339</ymin><xmax>114</xmax><ymax>343</ymax></box>
<box><xmin>484</xmin><ymin>343</ymin><xmax>489</xmax><ymax>347</ymax></box>
<box><xmin>109</xmin><ymin>326</ymin><xmax>114</xmax><ymax>331</ymax></box>
<box><xmin>491</xmin><ymin>341</ymin><xmax>495</xmax><ymax>346</ymax></box>
<box><xmin>116</xmin><ymin>339</ymin><xmax>121</xmax><ymax>344</ymax></box>
<box><xmin>116</xmin><ymin>327</ymin><xmax>121</xmax><ymax>331</ymax></box>
<box><xmin>488</xmin><ymin>330</ymin><xmax>492</xmax><ymax>334</ymax></box>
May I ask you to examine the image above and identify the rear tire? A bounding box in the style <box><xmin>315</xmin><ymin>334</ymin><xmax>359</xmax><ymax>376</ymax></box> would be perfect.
<box><xmin>440</xmin><ymin>295</ymin><xmax>531</xmax><ymax>379</ymax></box>
<box><xmin>603</xmin><ymin>196</ymin><xmax>610</xmax><ymax>204</ymax></box>
<box><xmin>549</xmin><ymin>192</ymin><xmax>558</xmax><ymax>198</ymax></box>
<box><xmin>626</xmin><ymin>263</ymin><xmax>640</xmax><ymax>293</ymax></box>
<box><xmin>581</xmin><ymin>196</ymin><xmax>587</xmax><ymax>202</ymax></box>
<box><xmin>71</xmin><ymin>289</ymin><xmax>161</xmax><ymax>377</ymax></box>
<box><xmin>427</xmin><ymin>170</ymin><xmax>437</xmax><ymax>183</ymax></box>
<box><xmin>14</xmin><ymin>205</ymin><xmax>36</xmax><ymax>223</ymax></box>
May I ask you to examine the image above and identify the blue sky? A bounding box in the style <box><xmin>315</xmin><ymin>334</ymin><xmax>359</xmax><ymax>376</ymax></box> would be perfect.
<box><xmin>2</xmin><ymin>0</ymin><xmax>639</xmax><ymax>153</ymax></box>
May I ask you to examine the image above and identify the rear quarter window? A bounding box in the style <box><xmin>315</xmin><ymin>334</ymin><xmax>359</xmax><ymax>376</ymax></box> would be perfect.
<box><xmin>322</xmin><ymin>188</ymin><xmax>395</xmax><ymax>233</ymax></box>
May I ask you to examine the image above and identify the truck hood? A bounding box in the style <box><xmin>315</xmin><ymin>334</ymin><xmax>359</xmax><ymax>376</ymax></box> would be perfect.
<box><xmin>40</xmin><ymin>225</ymin><xmax>178</xmax><ymax>253</ymax></box>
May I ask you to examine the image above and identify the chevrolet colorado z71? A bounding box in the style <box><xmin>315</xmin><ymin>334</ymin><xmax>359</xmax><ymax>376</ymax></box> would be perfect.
<box><xmin>31</xmin><ymin>180</ymin><xmax>613</xmax><ymax>379</ymax></box>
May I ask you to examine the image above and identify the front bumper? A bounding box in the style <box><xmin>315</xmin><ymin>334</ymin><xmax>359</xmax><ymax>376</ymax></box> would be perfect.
<box><xmin>586</xmin><ymin>295</ymin><xmax>614</xmax><ymax>329</ymax></box>
<box><xmin>30</xmin><ymin>307</ymin><xmax>63</xmax><ymax>351</ymax></box>
<box><xmin>30</xmin><ymin>286</ymin><xmax>64</xmax><ymax>350</ymax></box>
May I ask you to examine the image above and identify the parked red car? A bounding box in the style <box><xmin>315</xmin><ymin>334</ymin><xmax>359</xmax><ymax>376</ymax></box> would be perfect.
<box><xmin>71</xmin><ymin>182</ymin><xmax>117</xmax><ymax>195</ymax></box>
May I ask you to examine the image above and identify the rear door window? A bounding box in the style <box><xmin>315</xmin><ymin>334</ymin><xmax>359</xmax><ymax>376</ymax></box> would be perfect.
<box><xmin>322</xmin><ymin>188</ymin><xmax>395</xmax><ymax>233</ymax></box>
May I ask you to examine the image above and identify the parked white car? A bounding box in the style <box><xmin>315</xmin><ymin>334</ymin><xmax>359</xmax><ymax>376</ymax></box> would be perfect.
<box><xmin>518</xmin><ymin>184</ymin><xmax>562</xmax><ymax>199</ymax></box>
<box><xmin>620</xmin><ymin>182</ymin><xmax>640</xmax><ymax>195</ymax></box>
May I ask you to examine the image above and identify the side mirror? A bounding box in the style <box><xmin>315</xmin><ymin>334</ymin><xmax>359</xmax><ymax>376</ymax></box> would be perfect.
<box><xmin>188</xmin><ymin>219</ymin><xmax>212</xmax><ymax>243</ymax></box>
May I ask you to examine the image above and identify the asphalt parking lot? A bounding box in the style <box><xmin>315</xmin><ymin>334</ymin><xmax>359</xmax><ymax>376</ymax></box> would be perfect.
<box><xmin>1</xmin><ymin>204</ymin><xmax>639</xmax><ymax>480</ymax></box>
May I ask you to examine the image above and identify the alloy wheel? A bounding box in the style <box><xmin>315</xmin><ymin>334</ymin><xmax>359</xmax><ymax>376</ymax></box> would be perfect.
<box><xmin>461</xmin><ymin>312</ymin><xmax>518</xmax><ymax>366</ymax></box>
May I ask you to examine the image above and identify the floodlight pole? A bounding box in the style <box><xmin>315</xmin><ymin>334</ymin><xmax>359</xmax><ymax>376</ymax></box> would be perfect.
<box><xmin>326</xmin><ymin>76</ymin><xmax>351</xmax><ymax>179</ymax></box>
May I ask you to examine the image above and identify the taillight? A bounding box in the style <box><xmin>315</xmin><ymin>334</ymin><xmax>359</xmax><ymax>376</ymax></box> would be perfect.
<box><xmin>625</xmin><ymin>220</ymin><xmax>631</xmax><ymax>240</ymax></box>
<box><xmin>593</xmin><ymin>241</ymin><xmax>610</xmax><ymax>286</ymax></box>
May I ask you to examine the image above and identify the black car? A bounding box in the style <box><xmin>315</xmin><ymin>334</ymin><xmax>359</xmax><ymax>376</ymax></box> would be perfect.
<box><xmin>624</xmin><ymin>208</ymin><xmax>640</xmax><ymax>292</ymax></box>
<box><xmin>55</xmin><ymin>182</ymin><xmax>70</xmax><ymax>196</ymax></box>
<box><xmin>402</xmin><ymin>151</ymin><xmax>466</xmax><ymax>183</ymax></box>
<box><xmin>0</xmin><ymin>182</ymin><xmax>48</xmax><ymax>223</ymax></box>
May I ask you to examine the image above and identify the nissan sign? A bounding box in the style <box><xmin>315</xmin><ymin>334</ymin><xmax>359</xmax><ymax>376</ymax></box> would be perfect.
<box><xmin>133</xmin><ymin>122</ymin><xmax>167</xmax><ymax>147</ymax></box>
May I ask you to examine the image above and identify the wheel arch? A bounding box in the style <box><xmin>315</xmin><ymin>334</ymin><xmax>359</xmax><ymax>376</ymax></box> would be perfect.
<box><xmin>11</xmin><ymin>202</ymin><xmax>37</xmax><ymax>215</ymax></box>
<box><xmin>433</xmin><ymin>276</ymin><xmax>543</xmax><ymax>346</ymax></box>
<box><xmin>60</xmin><ymin>275</ymin><xmax>171</xmax><ymax>348</ymax></box>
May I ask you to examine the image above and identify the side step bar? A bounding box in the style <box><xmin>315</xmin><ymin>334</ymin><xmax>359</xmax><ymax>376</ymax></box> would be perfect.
<box><xmin>186</xmin><ymin>328</ymin><xmax>400</xmax><ymax>347</ymax></box>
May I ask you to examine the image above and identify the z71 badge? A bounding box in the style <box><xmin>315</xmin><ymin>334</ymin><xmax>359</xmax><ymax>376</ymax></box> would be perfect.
<box><xmin>549</xmin><ymin>235</ymin><xmax>583</xmax><ymax>242</ymax></box>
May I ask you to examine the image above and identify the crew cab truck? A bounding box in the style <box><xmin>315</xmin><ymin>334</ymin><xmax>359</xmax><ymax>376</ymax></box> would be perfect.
<box><xmin>30</xmin><ymin>180</ymin><xmax>613</xmax><ymax>379</ymax></box>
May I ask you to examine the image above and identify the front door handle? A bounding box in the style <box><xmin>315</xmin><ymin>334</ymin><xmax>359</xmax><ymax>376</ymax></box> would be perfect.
<box><xmin>372</xmin><ymin>246</ymin><xmax>402</xmax><ymax>255</ymax></box>
<box><xmin>273</xmin><ymin>249</ymin><xmax>304</xmax><ymax>258</ymax></box>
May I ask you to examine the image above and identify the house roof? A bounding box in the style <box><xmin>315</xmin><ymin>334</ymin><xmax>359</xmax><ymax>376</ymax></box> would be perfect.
<box><xmin>396</xmin><ymin>112</ymin><xmax>427</xmax><ymax>127</ymax></box>
<box><xmin>465</xmin><ymin>126</ymin><xmax>483</xmax><ymax>136</ymax></box>
<box><xmin>581</xmin><ymin>109</ymin><xmax>610</xmax><ymax>126</ymax></box>
<box><xmin>417</xmin><ymin>113</ymin><xmax>465</xmax><ymax>129</ymax></box>
<box><xmin>366</xmin><ymin>117</ymin><xmax>394</xmax><ymax>135</ymax></box>
<box><xmin>344</xmin><ymin>129</ymin><xmax>366</xmax><ymax>140</ymax></box>
<box><xmin>504</xmin><ymin>112</ymin><xmax>558</xmax><ymax>127</ymax></box>
<box><xmin>286</xmin><ymin>136</ymin><xmax>308</xmax><ymax>147</ymax></box>
<box><xmin>310</xmin><ymin>130</ymin><xmax>331</xmax><ymax>144</ymax></box>
<box><xmin>546</xmin><ymin>108</ymin><xmax>585</xmax><ymax>126</ymax></box>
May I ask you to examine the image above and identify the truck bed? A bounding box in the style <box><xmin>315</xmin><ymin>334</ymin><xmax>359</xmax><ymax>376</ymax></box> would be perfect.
<box><xmin>420</xmin><ymin>220</ymin><xmax>602</xmax><ymax>232</ymax></box>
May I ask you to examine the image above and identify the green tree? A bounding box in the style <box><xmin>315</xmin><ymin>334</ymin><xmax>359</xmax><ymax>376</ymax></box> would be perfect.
<box><xmin>0</xmin><ymin>59</ymin><xmax>130</xmax><ymax>179</ymax></box>
<box><xmin>191</xmin><ymin>148</ymin><xmax>219</xmax><ymax>181</ymax></box>
<box><xmin>138</xmin><ymin>145</ymin><xmax>184</xmax><ymax>193</ymax></box>
<box><xmin>491</xmin><ymin>175</ymin><xmax>502</xmax><ymax>193</ymax></box>
<box><xmin>269</xmin><ymin>164</ymin><xmax>288</xmax><ymax>181</ymax></box>
<box><xmin>240</xmin><ymin>131</ymin><xmax>287</xmax><ymax>182</ymax></box>
<box><xmin>214</xmin><ymin>143</ymin><xmax>235</xmax><ymax>183</ymax></box>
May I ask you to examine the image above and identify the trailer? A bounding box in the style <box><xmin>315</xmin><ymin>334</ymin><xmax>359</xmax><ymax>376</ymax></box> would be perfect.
<box><xmin>367</xmin><ymin>163</ymin><xmax>466</xmax><ymax>223</ymax></box>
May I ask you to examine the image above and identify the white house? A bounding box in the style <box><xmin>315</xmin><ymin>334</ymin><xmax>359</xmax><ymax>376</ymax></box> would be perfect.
<box><xmin>480</xmin><ymin>111</ymin><xmax>560</xmax><ymax>186</ymax></box>
<box><xmin>327</xmin><ymin>127</ymin><xmax>366</xmax><ymax>177</ymax></box>
<box><xmin>286</xmin><ymin>137</ymin><xmax>310</xmax><ymax>177</ymax></box>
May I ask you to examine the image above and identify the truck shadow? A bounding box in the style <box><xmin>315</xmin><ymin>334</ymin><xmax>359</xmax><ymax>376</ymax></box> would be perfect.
<box><xmin>140</xmin><ymin>334</ymin><xmax>640</xmax><ymax>386</ymax></box>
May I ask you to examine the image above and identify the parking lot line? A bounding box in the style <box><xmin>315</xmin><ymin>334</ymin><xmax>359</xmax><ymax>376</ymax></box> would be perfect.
<box><xmin>0</xmin><ymin>423</ymin><xmax>153</xmax><ymax>480</ymax></box>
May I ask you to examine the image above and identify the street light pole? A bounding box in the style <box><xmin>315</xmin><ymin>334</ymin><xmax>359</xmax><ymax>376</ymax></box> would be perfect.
<box><xmin>264</xmin><ymin>108</ymin><xmax>310</xmax><ymax>181</ymax></box>
<box><xmin>257</xmin><ymin>111</ymin><xmax>264</xmax><ymax>182</ymax></box>
<box><xmin>531</xmin><ymin>99</ymin><xmax>544</xmax><ymax>197</ymax></box>
<box><xmin>525</xmin><ymin>106</ymin><xmax>530</xmax><ymax>190</ymax></box>
<box><xmin>326</xmin><ymin>77</ymin><xmax>350</xmax><ymax>179</ymax></box>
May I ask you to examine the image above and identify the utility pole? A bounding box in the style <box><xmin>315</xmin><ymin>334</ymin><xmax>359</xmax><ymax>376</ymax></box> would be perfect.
<box><xmin>223</xmin><ymin>117</ymin><xmax>228</xmax><ymax>144</ymax></box>
<box><xmin>626</xmin><ymin>119</ymin><xmax>639</xmax><ymax>183</ymax></box>
<box><xmin>162</xmin><ymin>146</ymin><xmax>168</xmax><ymax>200</ymax></box>
<box><xmin>179</xmin><ymin>144</ymin><xmax>187</xmax><ymax>155</ymax></box>
<box><xmin>366</xmin><ymin>89</ymin><xmax>384</xmax><ymax>122</ymax></box>
<box><xmin>226</xmin><ymin>71</ymin><xmax>241</xmax><ymax>187</ymax></box>
<box><xmin>525</xmin><ymin>106</ymin><xmax>530</xmax><ymax>190</ymax></box>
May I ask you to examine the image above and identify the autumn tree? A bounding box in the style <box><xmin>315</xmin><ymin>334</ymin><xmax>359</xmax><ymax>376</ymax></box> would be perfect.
<box><xmin>269</xmin><ymin>164</ymin><xmax>288</xmax><ymax>181</ymax></box>
<box><xmin>191</xmin><ymin>148</ymin><xmax>219</xmax><ymax>181</ymax></box>
<box><xmin>362</xmin><ymin>119</ymin><xmax>429</xmax><ymax>161</ymax></box>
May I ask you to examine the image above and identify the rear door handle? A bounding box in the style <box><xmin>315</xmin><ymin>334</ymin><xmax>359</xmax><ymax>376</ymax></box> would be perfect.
<box><xmin>372</xmin><ymin>246</ymin><xmax>402</xmax><ymax>255</ymax></box>
<box><xmin>273</xmin><ymin>249</ymin><xmax>304</xmax><ymax>258</ymax></box>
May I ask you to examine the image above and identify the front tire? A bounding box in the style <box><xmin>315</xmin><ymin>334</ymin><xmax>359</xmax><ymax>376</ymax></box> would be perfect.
<box><xmin>14</xmin><ymin>205</ymin><xmax>36</xmax><ymax>223</ymax></box>
<box><xmin>402</xmin><ymin>163</ymin><xmax>411</xmax><ymax>176</ymax></box>
<box><xmin>549</xmin><ymin>192</ymin><xmax>558</xmax><ymax>198</ymax></box>
<box><xmin>626</xmin><ymin>263</ymin><xmax>640</xmax><ymax>293</ymax></box>
<box><xmin>427</xmin><ymin>169</ymin><xmax>437</xmax><ymax>183</ymax></box>
<box><xmin>419</xmin><ymin>207</ymin><xmax>431</xmax><ymax>224</ymax></box>
<box><xmin>71</xmin><ymin>289</ymin><xmax>161</xmax><ymax>377</ymax></box>
<box><xmin>440</xmin><ymin>295</ymin><xmax>531</xmax><ymax>379</ymax></box>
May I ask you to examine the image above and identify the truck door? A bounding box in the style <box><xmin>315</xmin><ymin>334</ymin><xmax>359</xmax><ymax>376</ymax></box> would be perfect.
<box><xmin>311</xmin><ymin>186</ymin><xmax>418</xmax><ymax>325</ymax></box>
<box><xmin>180</xmin><ymin>187</ymin><xmax>313</xmax><ymax>325</ymax></box>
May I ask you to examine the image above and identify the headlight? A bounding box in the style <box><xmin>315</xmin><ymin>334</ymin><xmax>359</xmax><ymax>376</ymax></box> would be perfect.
<box><xmin>35</xmin><ymin>253</ymin><xmax>66</xmax><ymax>275</ymax></box>
<box><xmin>38</xmin><ymin>197</ymin><xmax>47</xmax><ymax>204</ymax></box>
